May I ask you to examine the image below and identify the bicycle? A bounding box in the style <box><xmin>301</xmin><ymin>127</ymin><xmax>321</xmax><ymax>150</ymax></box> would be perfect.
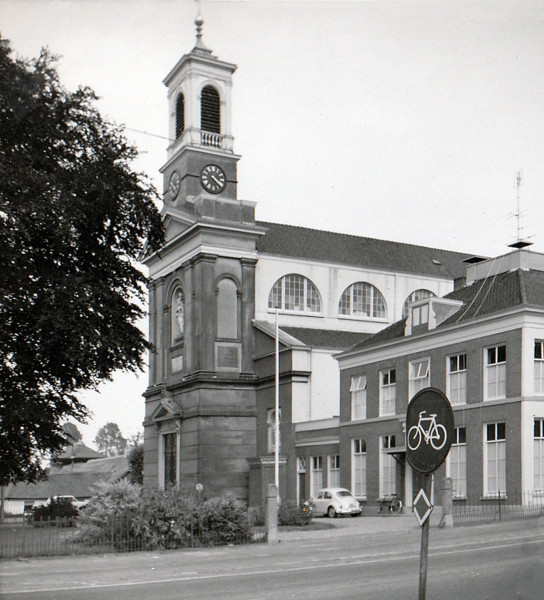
<box><xmin>407</xmin><ymin>410</ymin><xmax>447</xmax><ymax>451</ymax></box>
<box><xmin>378</xmin><ymin>494</ymin><xmax>403</xmax><ymax>514</ymax></box>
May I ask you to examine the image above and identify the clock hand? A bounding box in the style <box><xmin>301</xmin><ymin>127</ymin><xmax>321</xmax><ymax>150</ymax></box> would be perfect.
<box><xmin>211</xmin><ymin>174</ymin><xmax>223</xmax><ymax>185</ymax></box>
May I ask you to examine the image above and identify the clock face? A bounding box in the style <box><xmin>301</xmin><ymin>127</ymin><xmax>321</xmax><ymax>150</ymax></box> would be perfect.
<box><xmin>200</xmin><ymin>164</ymin><xmax>226</xmax><ymax>194</ymax></box>
<box><xmin>167</xmin><ymin>170</ymin><xmax>181</xmax><ymax>201</ymax></box>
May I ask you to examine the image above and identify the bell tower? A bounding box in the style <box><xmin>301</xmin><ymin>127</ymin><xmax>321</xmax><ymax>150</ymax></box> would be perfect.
<box><xmin>143</xmin><ymin>15</ymin><xmax>264</xmax><ymax>500</ymax></box>
<box><xmin>161</xmin><ymin>15</ymin><xmax>240</xmax><ymax>216</ymax></box>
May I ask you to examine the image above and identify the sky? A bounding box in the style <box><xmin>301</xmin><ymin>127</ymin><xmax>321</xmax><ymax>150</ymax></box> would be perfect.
<box><xmin>2</xmin><ymin>0</ymin><xmax>544</xmax><ymax>446</ymax></box>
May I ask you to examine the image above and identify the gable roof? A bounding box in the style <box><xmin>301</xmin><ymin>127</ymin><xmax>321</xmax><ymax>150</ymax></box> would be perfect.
<box><xmin>256</xmin><ymin>221</ymin><xmax>473</xmax><ymax>279</ymax></box>
<box><xmin>6</xmin><ymin>456</ymin><xmax>130</xmax><ymax>501</ymax></box>
<box><xmin>345</xmin><ymin>268</ymin><xmax>544</xmax><ymax>353</ymax></box>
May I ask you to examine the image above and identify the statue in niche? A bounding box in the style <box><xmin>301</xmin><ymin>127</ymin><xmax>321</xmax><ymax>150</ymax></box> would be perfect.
<box><xmin>173</xmin><ymin>289</ymin><xmax>184</xmax><ymax>338</ymax></box>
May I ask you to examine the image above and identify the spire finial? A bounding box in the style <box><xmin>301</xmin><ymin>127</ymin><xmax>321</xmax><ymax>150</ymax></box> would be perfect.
<box><xmin>192</xmin><ymin>0</ymin><xmax>212</xmax><ymax>53</ymax></box>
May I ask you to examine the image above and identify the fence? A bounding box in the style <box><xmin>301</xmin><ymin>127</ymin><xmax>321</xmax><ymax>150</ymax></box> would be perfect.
<box><xmin>452</xmin><ymin>490</ymin><xmax>544</xmax><ymax>526</ymax></box>
<box><xmin>0</xmin><ymin>514</ymin><xmax>266</xmax><ymax>560</ymax></box>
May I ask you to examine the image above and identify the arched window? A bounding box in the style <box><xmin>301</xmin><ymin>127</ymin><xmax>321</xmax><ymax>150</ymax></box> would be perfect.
<box><xmin>339</xmin><ymin>282</ymin><xmax>386</xmax><ymax>319</ymax></box>
<box><xmin>268</xmin><ymin>274</ymin><xmax>321</xmax><ymax>313</ymax></box>
<box><xmin>216</xmin><ymin>278</ymin><xmax>238</xmax><ymax>339</ymax></box>
<box><xmin>201</xmin><ymin>85</ymin><xmax>220</xmax><ymax>133</ymax></box>
<box><xmin>402</xmin><ymin>289</ymin><xmax>436</xmax><ymax>319</ymax></box>
<box><xmin>175</xmin><ymin>93</ymin><xmax>185</xmax><ymax>139</ymax></box>
<box><xmin>171</xmin><ymin>287</ymin><xmax>184</xmax><ymax>343</ymax></box>
<box><xmin>267</xmin><ymin>409</ymin><xmax>281</xmax><ymax>453</ymax></box>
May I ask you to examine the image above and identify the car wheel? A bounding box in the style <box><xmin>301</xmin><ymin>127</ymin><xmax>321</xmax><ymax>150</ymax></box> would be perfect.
<box><xmin>327</xmin><ymin>506</ymin><xmax>337</xmax><ymax>518</ymax></box>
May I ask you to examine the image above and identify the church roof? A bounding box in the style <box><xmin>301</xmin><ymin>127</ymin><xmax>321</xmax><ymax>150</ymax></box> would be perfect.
<box><xmin>344</xmin><ymin>267</ymin><xmax>544</xmax><ymax>353</ymax></box>
<box><xmin>256</xmin><ymin>221</ymin><xmax>473</xmax><ymax>279</ymax></box>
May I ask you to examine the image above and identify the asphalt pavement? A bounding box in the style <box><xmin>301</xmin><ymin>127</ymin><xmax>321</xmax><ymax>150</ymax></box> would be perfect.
<box><xmin>1</xmin><ymin>514</ymin><xmax>543</xmax><ymax>599</ymax></box>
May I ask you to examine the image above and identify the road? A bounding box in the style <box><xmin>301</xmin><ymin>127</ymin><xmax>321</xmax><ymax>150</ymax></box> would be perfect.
<box><xmin>1</xmin><ymin>517</ymin><xmax>543</xmax><ymax>599</ymax></box>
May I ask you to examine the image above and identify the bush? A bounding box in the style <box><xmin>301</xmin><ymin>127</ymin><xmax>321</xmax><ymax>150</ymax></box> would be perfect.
<box><xmin>278</xmin><ymin>502</ymin><xmax>313</xmax><ymax>527</ymax></box>
<box><xmin>77</xmin><ymin>482</ymin><xmax>254</xmax><ymax>551</ymax></box>
<box><xmin>78</xmin><ymin>479</ymin><xmax>143</xmax><ymax>547</ymax></box>
<box><xmin>31</xmin><ymin>497</ymin><xmax>79</xmax><ymax>527</ymax></box>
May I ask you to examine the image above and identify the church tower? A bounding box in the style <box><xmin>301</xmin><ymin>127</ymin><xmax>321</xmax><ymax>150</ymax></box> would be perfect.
<box><xmin>143</xmin><ymin>16</ymin><xmax>264</xmax><ymax>499</ymax></box>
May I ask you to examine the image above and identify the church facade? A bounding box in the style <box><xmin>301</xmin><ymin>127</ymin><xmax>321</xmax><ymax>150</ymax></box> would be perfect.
<box><xmin>142</xmin><ymin>20</ymin><xmax>472</xmax><ymax>507</ymax></box>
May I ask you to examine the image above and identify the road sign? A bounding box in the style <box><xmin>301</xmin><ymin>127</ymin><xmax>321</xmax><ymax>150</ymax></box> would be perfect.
<box><xmin>413</xmin><ymin>487</ymin><xmax>433</xmax><ymax>527</ymax></box>
<box><xmin>406</xmin><ymin>387</ymin><xmax>454</xmax><ymax>474</ymax></box>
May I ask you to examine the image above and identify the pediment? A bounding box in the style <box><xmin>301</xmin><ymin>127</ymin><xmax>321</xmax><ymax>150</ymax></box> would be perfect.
<box><xmin>151</xmin><ymin>397</ymin><xmax>183</xmax><ymax>423</ymax></box>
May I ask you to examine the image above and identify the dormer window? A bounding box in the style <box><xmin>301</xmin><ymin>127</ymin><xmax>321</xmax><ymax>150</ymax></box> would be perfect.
<box><xmin>201</xmin><ymin>85</ymin><xmax>220</xmax><ymax>133</ymax></box>
<box><xmin>175</xmin><ymin>93</ymin><xmax>185</xmax><ymax>139</ymax></box>
<box><xmin>412</xmin><ymin>303</ymin><xmax>429</xmax><ymax>327</ymax></box>
<box><xmin>402</xmin><ymin>289</ymin><xmax>435</xmax><ymax>318</ymax></box>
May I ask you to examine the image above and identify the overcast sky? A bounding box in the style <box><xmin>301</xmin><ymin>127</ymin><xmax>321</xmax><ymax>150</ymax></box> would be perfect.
<box><xmin>3</xmin><ymin>0</ymin><xmax>544</xmax><ymax>446</ymax></box>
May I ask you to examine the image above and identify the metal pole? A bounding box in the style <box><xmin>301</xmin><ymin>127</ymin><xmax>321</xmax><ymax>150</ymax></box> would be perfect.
<box><xmin>274</xmin><ymin>308</ymin><xmax>280</xmax><ymax>501</ymax></box>
<box><xmin>418</xmin><ymin>473</ymin><xmax>432</xmax><ymax>600</ymax></box>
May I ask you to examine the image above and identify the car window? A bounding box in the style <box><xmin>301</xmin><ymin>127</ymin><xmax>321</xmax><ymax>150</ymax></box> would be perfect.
<box><xmin>324</xmin><ymin>492</ymin><xmax>332</xmax><ymax>499</ymax></box>
<box><xmin>317</xmin><ymin>492</ymin><xmax>324</xmax><ymax>499</ymax></box>
<box><xmin>337</xmin><ymin>491</ymin><xmax>353</xmax><ymax>498</ymax></box>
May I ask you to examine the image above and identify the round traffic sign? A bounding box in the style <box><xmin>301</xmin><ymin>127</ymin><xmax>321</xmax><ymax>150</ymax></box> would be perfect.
<box><xmin>406</xmin><ymin>388</ymin><xmax>454</xmax><ymax>474</ymax></box>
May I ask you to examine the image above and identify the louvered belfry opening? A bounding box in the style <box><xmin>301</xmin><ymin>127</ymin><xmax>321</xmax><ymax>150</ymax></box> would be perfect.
<box><xmin>200</xmin><ymin>86</ymin><xmax>221</xmax><ymax>133</ymax></box>
<box><xmin>175</xmin><ymin>94</ymin><xmax>185</xmax><ymax>139</ymax></box>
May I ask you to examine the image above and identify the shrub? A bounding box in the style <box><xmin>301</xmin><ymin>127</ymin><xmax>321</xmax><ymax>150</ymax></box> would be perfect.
<box><xmin>278</xmin><ymin>502</ymin><xmax>313</xmax><ymax>527</ymax></box>
<box><xmin>77</xmin><ymin>483</ymin><xmax>254</xmax><ymax>551</ymax></box>
<box><xmin>78</xmin><ymin>480</ymin><xmax>143</xmax><ymax>548</ymax></box>
<box><xmin>31</xmin><ymin>497</ymin><xmax>79</xmax><ymax>527</ymax></box>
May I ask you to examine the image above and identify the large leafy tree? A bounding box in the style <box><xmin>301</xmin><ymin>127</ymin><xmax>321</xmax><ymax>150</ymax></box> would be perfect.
<box><xmin>0</xmin><ymin>39</ymin><xmax>163</xmax><ymax>485</ymax></box>
<box><xmin>94</xmin><ymin>422</ymin><xmax>127</xmax><ymax>457</ymax></box>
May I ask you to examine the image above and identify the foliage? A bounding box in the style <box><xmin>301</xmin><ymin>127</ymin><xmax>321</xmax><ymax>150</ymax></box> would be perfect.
<box><xmin>78</xmin><ymin>483</ymin><xmax>253</xmax><ymax>551</ymax></box>
<box><xmin>249</xmin><ymin>502</ymin><xmax>313</xmax><ymax>527</ymax></box>
<box><xmin>0</xmin><ymin>38</ymin><xmax>163</xmax><ymax>486</ymax></box>
<box><xmin>78</xmin><ymin>480</ymin><xmax>143</xmax><ymax>545</ymax></box>
<box><xmin>127</xmin><ymin>444</ymin><xmax>144</xmax><ymax>485</ymax></box>
<box><xmin>278</xmin><ymin>502</ymin><xmax>313</xmax><ymax>526</ymax></box>
<box><xmin>31</xmin><ymin>497</ymin><xmax>79</xmax><ymax>527</ymax></box>
<box><xmin>94</xmin><ymin>422</ymin><xmax>127</xmax><ymax>456</ymax></box>
<box><xmin>62</xmin><ymin>423</ymin><xmax>82</xmax><ymax>445</ymax></box>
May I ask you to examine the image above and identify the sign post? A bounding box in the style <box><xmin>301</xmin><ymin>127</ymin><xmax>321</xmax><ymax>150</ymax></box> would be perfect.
<box><xmin>406</xmin><ymin>388</ymin><xmax>454</xmax><ymax>600</ymax></box>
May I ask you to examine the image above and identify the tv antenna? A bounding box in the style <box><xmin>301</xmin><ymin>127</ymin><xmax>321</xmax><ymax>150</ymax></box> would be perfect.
<box><xmin>508</xmin><ymin>170</ymin><xmax>533</xmax><ymax>249</ymax></box>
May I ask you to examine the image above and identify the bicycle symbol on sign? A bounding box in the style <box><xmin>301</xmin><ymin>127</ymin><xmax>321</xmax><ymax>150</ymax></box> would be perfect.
<box><xmin>407</xmin><ymin>411</ymin><xmax>448</xmax><ymax>451</ymax></box>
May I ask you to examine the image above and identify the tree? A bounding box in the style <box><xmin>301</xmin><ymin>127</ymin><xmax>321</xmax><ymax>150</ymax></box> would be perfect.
<box><xmin>0</xmin><ymin>39</ymin><xmax>164</xmax><ymax>485</ymax></box>
<box><xmin>94</xmin><ymin>422</ymin><xmax>127</xmax><ymax>457</ymax></box>
<box><xmin>62</xmin><ymin>423</ymin><xmax>82</xmax><ymax>445</ymax></box>
<box><xmin>127</xmin><ymin>444</ymin><xmax>144</xmax><ymax>485</ymax></box>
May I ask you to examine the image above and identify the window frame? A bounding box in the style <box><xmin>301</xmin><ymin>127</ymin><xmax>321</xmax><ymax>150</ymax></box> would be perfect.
<box><xmin>447</xmin><ymin>353</ymin><xmax>467</xmax><ymax>406</ymax></box>
<box><xmin>310</xmin><ymin>455</ymin><xmax>323</xmax><ymax>497</ymax></box>
<box><xmin>447</xmin><ymin>427</ymin><xmax>467</xmax><ymax>498</ymax></box>
<box><xmin>409</xmin><ymin>358</ymin><xmax>430</xmax><ymax>397</ymax></box>
<box><xmin>534</xmin><ymin>419</ymin><xmax>544</xmax><ymax>493</ymax></box>
<box><xmin>328</xmin><ymin>454</ymin><xmax>340</xmax><ymax>488</ymax></box>
<box><xmin>350</xmin><ymin>375</ymin><xmax>367</xmax><ymax>421</ymax></box>
<box><xmin>159</xmin><ymin>429</ymin><xmax>179</xmax><ymax>490</ymax></box>
<box><xmin>268</xmin><ymin>274</ymin><xmax>321</xmax><ymax>314</ymax></box>
<box><xmin>338</xmin><ymin>282</ymin><xmax>387</xmax><ymax>320</ymax></box>
<box><xmin>379</xmin><ymin>368</ymin><xmax>396</xmax><ymax>416</ymax></box>
<box><xmin>351</xmin><ymin>439</ymin><xmax>367</xmax><ymax>499</ymax></box>
<box><xmin>484</xmin><ymin>345</ymin><xmax>506</xmax><ymax>401</ymax></box>
<box><xmin>379</xmin><ymin>435</ymin><xmax>397</xmax><ymax>498</ymax></box>
<box><xmin>534</xmin><ymin>341</ymin><xmax>544</xmax><ymax>396</ymax></box>
<box><xmin>483</xmin><ymin>422</ymin><xmax>506</xmax><ymax>497</ymax></box>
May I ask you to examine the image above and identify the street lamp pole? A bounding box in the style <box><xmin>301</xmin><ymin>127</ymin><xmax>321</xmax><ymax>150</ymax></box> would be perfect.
<box><xmin>274</xmin><ymin>308</ymin><xmax>280</xmax><ymax>502</ymax></box>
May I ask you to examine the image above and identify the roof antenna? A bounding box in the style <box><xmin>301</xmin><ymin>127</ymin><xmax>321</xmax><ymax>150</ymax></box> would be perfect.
<box><xmin>508</xmin><ymin>170</ymin><xmax>533</xmax><ymax>249</ymax></box>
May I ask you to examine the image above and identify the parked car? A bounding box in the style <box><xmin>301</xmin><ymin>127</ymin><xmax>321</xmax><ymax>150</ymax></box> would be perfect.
<box><xmin>32</xmin><ymin>496</ymin><xmax>87</xmax><ymax>510</ymax></box>
<box><xmin>309</xmin><ymin>488</ymin><xmax>362</xmax><ymax>518</ymax></box>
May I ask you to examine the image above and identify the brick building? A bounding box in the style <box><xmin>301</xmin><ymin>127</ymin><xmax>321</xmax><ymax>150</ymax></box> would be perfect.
<box><xmin>336</xmin><ymin>247</ymin><xmax>544</xmax><ymax>508</ymax></box>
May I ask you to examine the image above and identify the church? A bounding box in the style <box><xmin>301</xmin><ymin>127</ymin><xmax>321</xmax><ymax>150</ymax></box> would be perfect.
<box><xmin>141</xmin><ymin>16</ymin><xmax>473</xmax><ymax>508</ymax></box>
